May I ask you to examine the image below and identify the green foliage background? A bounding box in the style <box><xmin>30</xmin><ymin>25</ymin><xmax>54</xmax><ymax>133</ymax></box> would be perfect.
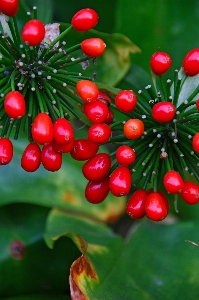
<box><xmin>1</xmin><ymin>0</ymin><xmax>199</xmax><ymax>299</ymax></box>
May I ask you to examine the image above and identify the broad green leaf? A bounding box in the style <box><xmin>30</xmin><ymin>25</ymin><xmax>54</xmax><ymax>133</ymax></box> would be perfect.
<box><xmin>0</xmin><ymin>138</ymin><xmax>126</xmax><ymax>223</ymax></box>
<box><xmin>0</xmin><ymin>203</ymin><xmax>80</xmax><ymax>297</ymax></box>
<box><xmin>45</xmin><ymin>209</ymin><xmax>199</xmax><ymax>299</ymax></box>
<box><xmin>59</xmin><ymin>24</ymin><xmax>140</xmax><ymax>86</ymax></box>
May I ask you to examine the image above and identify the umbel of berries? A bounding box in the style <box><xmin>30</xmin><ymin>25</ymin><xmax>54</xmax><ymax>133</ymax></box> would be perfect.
<box><xmin>0</xmin><ymin>4</ymin><xmax>106</xmax><ymax>170</ymax></box>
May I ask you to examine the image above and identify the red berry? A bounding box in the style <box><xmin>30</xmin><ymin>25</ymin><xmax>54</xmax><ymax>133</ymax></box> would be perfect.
<box><xmin>53</xmin><ymin>118</ymin><xmax>74</xmax><ymax>145</ymax></box>
<box><xmin>4</xmin><ymin>91</ymin><xmax>26</xmax><ymax>119</ymax></box>
<box><xmin>147</xmin><ymin>189</ymin><xmax>170</xmax><ymax>212</ymax></box>
<box><xmin>192</xmin><ymin>133</ymin><xmax>199</xmax><ymax>152</ymax></box>
<box><xmin>182</xmin><ymin>48</ymin><xmax>199</xmax><ymax>76</ymax></box>
<box><xmin>21</xmin><ymin>143</ymin><xmax>41</xmax><ymax>172</ymax></box>
<box><xmin>124</xmin><ymin>119</ymin><xmax>144</xmax><ymax>139</ymax></box>
<box><xmin>152</xmin><ymin>102</ymin><xmax>176</xmax><ymax>123</ymax></box>
<box><xmin>0</xmin><ymin>0</ymin><xmax>18</xmax><ymax>16</ymax></box>
<box><xmin>150</xmin><ymin>52</ymin><xmax>172</xmax><ymax>76</ymax></box>
<box><xmin>41</xmin><ymin>142</ymin><xmax>62</xmax><ymax>172</ymax></box>
<box><xmin>85</xmin><ymin>177</ymin><xmax>110</xmax><ymax>204</ymax></box>
<box><xmin>196</xmin><ymin>99</ymin><xmax>199</xmax><ymax>110</ymax></box>
<box><xmin>81</xmin><ymin>38</ymin><xmax>106</xmax><ymax>57</ymax></box>
<box><xmin>0</xmin><ymin>138</ymin><xmax>13</xmax><ymax>165</ymax></box>
<box><xmin>115</xmin><ymin>90</ymin><xmax>137</xmax><ymax>113</ymax></box>
<box><xmin>72</xmin><ymin>8</ymin><xmax>98</xmax><ymax>32</ymax></box>
<box><xmin>116</xmin><ymin>145</ymin><xmax>136</xmax><ymax>166</ymax></box>
<box><xmin>181</xmin><ymin>181</ymin><xmax>199</xmax><ymax>205</ymax></box>
<box><xmin>83</xmin><ymin>100</ymin><xmax>108</xmax><ymax>123</ymax></box>
<box><xmin>126</xmin><ymin>189</ymin><xmax>148</xmax><ymax>219</ymax></box>
<box><xmin>163</xmin><ymin>170</ymin><xmax>184</xmax><ymax>194</ymax></box>
<box><xmin>82</xmin><ymin>153</ymin><xmax>111</xmax><ymax>181</ymax></box>
<box><xmin>88</xmin><ymin>123</ymin><xmax>111</xmax><ymax>144</ymax></box>
<box><xmin>31</xmin><ymin>113</ymin><xmax>53</xmax><ymax>145</ymax></box>
<box><xmin>76</xmin><ymin>80</ymin><xmax>98</xmax><ymax>103</ymax></box>
<box><xmin>52</xmin><ymin>139</ymin><xmax>75</xmax><ymax>153</ymax></box>
<box><xmin>109</xmin><ymin>166</ymin><xmax>132</xmax><ymax>197</ymax></box>
<box><xmin>97</xmin><ymin>91</ymin><xmax>111</xmax><ymax>106</ymax></box>
<box><xmin>70</xmin><ymin>138</ymin><xmax>99</xmax><ymax>161</ymax></box>
<box><xmin>22</xmin><ymin>19</ymin><xmax>45</xmax><ymax>46</ymax></box>
<box><xmin>104</xmin><ymin>109</ymin><xmax>114</xmax><ymax>124</ymax></box>
<box><xmin>145</xmin><ymin>192</ymin><xmax>168</xmax><ymax>221</ymax></box>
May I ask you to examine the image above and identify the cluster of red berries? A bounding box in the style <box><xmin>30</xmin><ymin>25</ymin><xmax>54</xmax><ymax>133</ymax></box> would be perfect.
<box><xmin>1</xmin><ymin>1</ymin><xmax>199</xmax><ymax>222</ymax></box>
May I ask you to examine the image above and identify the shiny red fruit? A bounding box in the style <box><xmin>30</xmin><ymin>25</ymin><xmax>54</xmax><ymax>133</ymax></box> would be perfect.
<box><xmin>21</xmin><ymin>143</ymin><xmax>41</xmax><ymax>172</ymax></box>
<box><xmin>53</xmin><ymin>118</ymin><xmax>74</xmax><ymax>145</ymax></box>
<box><xmin>152</xmin><ymin>102</ymin><xmax>176</xmax><ymax>123</ymax></box>
<box><xmin>32</xmin><ymin>113</ymin><xmax>53</xmax><ymax>145</ymax></box>
<box><xmin>115</xmin><ymin>90</ymin><xmax>137</xmax><ymax>113</ymax></box>
<box><xmin>88</xmin><ymin>123</ymin><xmax>111</xmax><ymax>144</ymax></box>
<box><xmin>72</xmin><ymin>8</ymin><xmax>98</xmax><ymax>32</ymax></box>
<box><xmin>116</xmin><ymin>145</ymin><xmax>136</xmax><ymax>166</ymax></box>
<box><xmin>70</xmin><ymin>138</ymin><xmax>99</xmax><ymax>161</ymax></box>
<box><xmin>124</xmin><ymin>119</ymin><xmax>144</xmax><ymax>139</ymax></box>
<box><xmin>0</xmin><ymin>138</ymin><xmax>13</xmax><ymax>165</ymax></box>
<box><xmin>182</xmin><ymin>48</ymin><xmax>199</xmax><ymax>76</ymax></box>
<box><xmin>22</xmin><ymin>19</ymin><xmax>45</xmax><ymax>46</ymax></box>
<box><xmin>0</xmin><ymin>0</ymin><xmax>18</xmax><ymax>16</ymax></box>
<box><xmin>145</xmin><ymin>192</ymin><xmax>168</xmax><ymax>221</ymax></box>
<box><xmin>109</xmin><ymin>166</ymin><xmax>132</xmax><ymax>197</ymax></box>
<box><xmin>147</xmin><ymin>189</ymin><xmax>170</xmax><ymax>212</ymax></box>
<box><xmin>163</xmin><ymin>170</ymin><xmax>184</xmax><ymax>194</ymax></box>
<box><xmin>81</xmin><ymin>38</ymin><xmax>106</xmax><ymax>57</ymax></box>
<box><xmin>150</xmin><ymin>52</ymin><xmax>172</xmax><ymax>76</ymax></box>
<box><xmin>126</xmin><ymin>189</ymin><xmax>148</xmax><ymax>219</ymax></box>
<box><xmin>97</xmin><ymin>91</ymin><xmax>111</xmax><ymax>106</ymax></box>
<box><xmin>82</xmin><ymin>153</ymin><xmax>111</xmax><ymax>181</ymax></box>
<box><xmin>83</xmin><ymin>100</ymin><xmax>108</xmax><ymax>123</ymax></box>
<box><xmin>181</xmin><ymin>181</ymin><xmax>199</xmax><ymax>205</ymax></box>
<box><xmin>196</xmin><ymin>99</ymin><xmax>199</xmax><ymax>110</ymax></box>
<box><xmin>104</xmin><ymin>109</ymin><xmax>114</xmax><ymax>124</ymax></box>
<box><xmin>52</xmin><ymin>139</ymin><xmax>75</xmax><ymax>153</ymax></box>
<box><xmin>4</xmin><ymin>91</ymin><xmax>26</xmax><ymax>119</ymax></box>
<box><xmin>41</xmin><ymin>142</ymin><xmax>62</xmax><ymax>172</ymax></box>
<box><xmin>85</xmin><ymin>177</ymin><xmax>110</xmax><ymax>204</ymax></box>
<box><xmin>192</xmin><ymin>133</ymin><xmax>199</xmax><ymax>152</ymax></box>
<box><xmin>76</xmin><ymin>80</ymin><xmax>98</xmax><ymax>103</ymax></box>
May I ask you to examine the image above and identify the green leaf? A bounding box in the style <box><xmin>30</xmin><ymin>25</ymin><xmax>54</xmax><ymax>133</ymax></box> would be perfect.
<box><xmin>59</xmin><ymin>23</ymin><xmax>140</xmax><ymax>86</ymax></box>
<box><xmin>0</xmin><ymin>203</ymin><xmax>80</xmax><ymax>297</ymax></box>
<box><xmin>0</xmin><ymin>138</ymin><xmax>125</xmax><ymax>223</ymax></box>
<box><xmin>45</xmin><ymin>208</ymin><xmax>199</xmax><ymax>299</ymax></box>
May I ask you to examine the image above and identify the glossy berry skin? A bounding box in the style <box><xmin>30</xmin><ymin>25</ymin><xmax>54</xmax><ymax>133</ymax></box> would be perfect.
<box><xmin>163</xmin><ymin>170</ymin><xmax>184</xmax><ymax>194</ymax></box>
<box><xmin>196</xmin><ymin>99</ymin><xmax>199</xmax><ymax>110</ymax></box>
<box><xmin>22</xmin><ymin>20</ymin><xmax>45</xmax><ymax>46</ymax></box>
<box><xmin>182</xmin><ymin>48</ymin><xmax>199</xmax><ymax>76</ymax></box>
<box><xmin>152</xmin><ymin>102</ymin><xmax>176</xmax><ymax>123</ymax></box>
<box><xmin>4</xmin><ymin>91</ymin><xmax>26</xmax><ymax>119</ymax></box>
<box><xmin>192</xmin><ymin>133</ymin><xmax>199</xmax><ymax>152</ymax></box>
<box><xmin>124</xmin><ymin>119</ymin><xmax>144</xmax><ymax>139</ymax></box>
<box><xmin>145</xmin><ymin>192</ymin><xmax>168</xmax><ymax>221</ymax></box>
<box><xmin>32</xmin><ymin>113</ymin><xmax>53</xmax><ymax>145</ymax></box>
<box><xmin>53</xmin><ymin>118</ymin><xmax>74</xmax><ymax>145</ymax></box>
<box><xmin>181</xmin><ymin>181</ymin><xmax>199</xmax><ymax>205</ymax></box>
<box><xmin>52</xmin><ymin>139</ymin><xmax>75</xmax><ymax>153</ymax></box>
<box><xmin>83</xmin><ymin>100</ymin><xmax>108</xmax><ymax>123</ymax></box>
<box><xmin>147</xmin><ymin>189</ymin><xmax>170</xmax><ymax>212</ymax></box>
<box><xmin>81</xmin><ymin>38</ymin><xmax>106</xmax><ymax>57</ymax></box>
<box><xmin>85</xmin><ymin>176</ymin><xmax>110</xmax><ymax>204</ymax></box>
<box><xmin>97</xmin><ymin>91</ymin><xmax>111</xmax><ymax>106</ymax></box>
<box><xmin>72</xmin><ymin>8</ymin><xmax>98</xmax><ymax>32</ymax></box>
<box><xmin>21</xmin><ymin>143</ymin><xmax>41</xmax><ymax>172</ymax></box>
<box><xmin>116</xmin><ymin>145</ymin><xmax>136</xmax><ymax>166</ymax></box>
<box><xmin>126</xmin><ymin>189</ymin><xmax>148</xmax><ymax>219</ymax></box>
<box><xmin>0</xmin><ymin>0</ymin><xmax>18</xmax><ymax>16</ymax></box>
<box><xmin>76</xmin><ymin>80</ymin><xmax>98</xmax><ymax>103</ymax></box>
<box><xmin>104</xmin><ymin>109</ymin><xmax>114</xmax><ymax>124</ymax></box>
<box><xmin>82</xmin><ymin>153</ymin><xmax>111</xmax><ymax>181</ymax></box>
<box><xmin>115</xmin><ymin>90</ymin><xmax>137</xmax><ymax>113</ymax></box>
<box><xmin>109</xmin><ymin>166</ymin><xmax>132</xmax><ymax>197</ymax></box>
<box><xmin>88</xmin><ymin>123</ymin><xmax>111</xmax><ymax>144</ymax></box>
<box><xmin>0</xmin><ymin>138</ymin><xmax>13</xmax><ymax>165</ymax></box>
<box><xmin>150</xmin><ymin>52</ymin><xmax>172</xmax><ymax>76</ymax></box>
<box><xmin>41</xmin><ymin>142</ymin><xmax>62</xmax><ymax>172</ymax></box>
<box><xmin>70</xmin><ymin>138</ymin><xmax>99</xmax><ymax>161</ymax></box>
